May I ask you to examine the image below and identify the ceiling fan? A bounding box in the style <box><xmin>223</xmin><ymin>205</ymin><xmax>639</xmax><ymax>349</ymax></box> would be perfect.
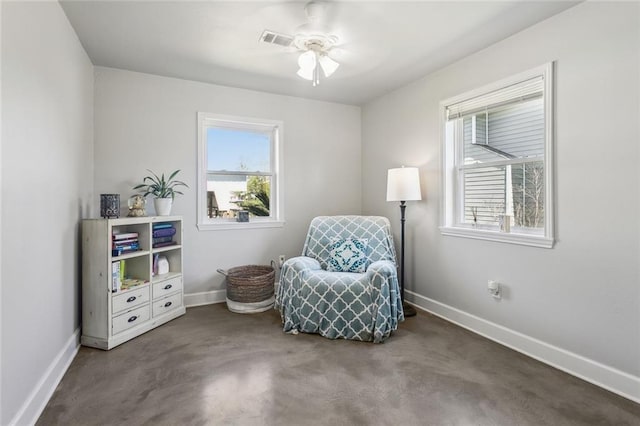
<box><xmin>260</xmin><ymin>1</ymin><xmax>341</xmax><ymax>86</ymax></box>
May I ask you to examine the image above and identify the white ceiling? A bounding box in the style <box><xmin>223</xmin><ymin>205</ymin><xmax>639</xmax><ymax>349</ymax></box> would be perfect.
<box><xmin>60</xmin><ymin>1</ymin><xmax>578</xmax><ymax>105</ymax></box>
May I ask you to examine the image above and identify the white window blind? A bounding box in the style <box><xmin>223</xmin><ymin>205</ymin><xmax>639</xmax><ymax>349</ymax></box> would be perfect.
<box><xmin>446</xmin><ymin>76</ymin><xmax>543</xmax><ymax>121</ymax></box>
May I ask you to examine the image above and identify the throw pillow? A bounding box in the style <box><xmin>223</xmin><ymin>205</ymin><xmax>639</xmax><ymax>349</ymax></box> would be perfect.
<box><xmin>327</xmin><ymin>238</ymin><xmax>369</xmax><ymax>273</ymax></box>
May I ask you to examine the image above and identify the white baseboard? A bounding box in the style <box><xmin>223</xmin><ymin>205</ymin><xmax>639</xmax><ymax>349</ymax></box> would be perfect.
<box><xmin>10</xmin><ymin>328</ymin><xmax>80</xmax><ymax>426</ymax></box>
<box><xmin>405</xmin><ymin>290</ymin><xmax>640</xmax><ymax>404</ymax></box>
<box><xmin>184</xmin><ymin>289</ymin><xmax>226</xmax><ymax>307</ymax></box>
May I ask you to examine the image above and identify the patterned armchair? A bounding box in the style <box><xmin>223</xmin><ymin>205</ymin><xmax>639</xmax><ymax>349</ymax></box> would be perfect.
<box><xmin>275</xmin><ymin>216</ymin><xmax>404</xmax><ymax>343</ymax></box>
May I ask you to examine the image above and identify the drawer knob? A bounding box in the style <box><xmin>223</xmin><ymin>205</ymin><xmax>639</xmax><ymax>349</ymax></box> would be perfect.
<box><xmin>163</xmin><ymin>284</ymin><xmax>173</xmax><ymax>290</ymax></box>
<box><xmin>126</xmin><ymin>296</ymin><xmax>137</xmax><ymax>303</ymax></box>
<box><xmin>164</xmin><ymin>301</ymin><xmax>173</xmax><ymax>308</ymax></box>
<box><xmin>127</xmin><ymin>315</ymin><xmax>138</xmax><ymax>323</ymax></box>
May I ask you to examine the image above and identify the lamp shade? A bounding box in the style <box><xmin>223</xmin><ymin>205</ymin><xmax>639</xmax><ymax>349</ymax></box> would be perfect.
<box><xmin>297</xmin><ymin>67</ymin><xmax>314</xmax><ymax>80</ymax></box>
<box><xmin>298</xmin><ymin>50</ymin><xmax>316</xmax><ymax>71</ymax></box>
<box><xmin>318</xmin><ymin>54</ymin><xmax>339</xmax><ymax>77</ymax></box>
<box><xmin>386</xmin><ymin>167</ymin><xmax>422</xmax><ymax>201</ymax></box>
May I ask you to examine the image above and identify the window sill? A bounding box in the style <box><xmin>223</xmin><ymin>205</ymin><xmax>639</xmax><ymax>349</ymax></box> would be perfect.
<box><xmin>440</xmin><ymin>226</ymin><xmax>554</xmax><ymax>248</ymax></box>
<box><xmin>197</xmin><ymin>220</ymin><xmax>285</xmax><ymax>231</ymax></box>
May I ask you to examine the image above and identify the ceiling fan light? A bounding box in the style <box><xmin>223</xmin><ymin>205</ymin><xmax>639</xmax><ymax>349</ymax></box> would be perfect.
<box><xmin>297</xmin><ymin>50</ymin><xmax>317</xmax><ymax>70</ymax></box>
<box><xmin>297</xmin><ymin>67</ymin><xmax>314</xmax><ymax>81</ymax></box>
<box><xmin>318</xmin><ymin>54</ymin><xmax>339</xmax><ymax>77</ymax></box>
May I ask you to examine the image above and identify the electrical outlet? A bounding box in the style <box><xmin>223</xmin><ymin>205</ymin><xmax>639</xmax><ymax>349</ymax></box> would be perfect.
<box><xmin>278</xmin><ymin>255</ymin><xmax>286</xmax><ymax>268</ymax></box>
<box><xmin>487</xmin><ymin>280</ymin><xmax>501</xmax><ymax>299</ymax></box>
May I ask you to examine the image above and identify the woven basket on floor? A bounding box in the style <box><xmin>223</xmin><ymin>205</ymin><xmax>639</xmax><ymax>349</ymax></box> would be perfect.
<box><xmin>218</xmin><ymin>264</ymin><xmax>275</xmax><ymax>313</ymax></box>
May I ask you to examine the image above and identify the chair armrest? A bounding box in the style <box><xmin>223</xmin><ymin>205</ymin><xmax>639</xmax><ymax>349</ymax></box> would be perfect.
<box><xmin>282</xmin><ymin>256</ymin><xmax>322</xmax><ymax>272</ymax></box>
<box><xmin>366</xmin><ymin>260</ymin><xmax>397</xmax><ymax>278</ymax></box>
<box><xmin>277</xmin><ymin>256</ymin><xmax>322</xmax><ymax>311</ymax></box>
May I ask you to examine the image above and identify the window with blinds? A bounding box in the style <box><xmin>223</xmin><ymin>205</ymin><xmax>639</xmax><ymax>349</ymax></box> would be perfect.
<box><xmin>440</xmin><ymin>64</ymin><xmax>554</xmax><ymax>248</ymax></box>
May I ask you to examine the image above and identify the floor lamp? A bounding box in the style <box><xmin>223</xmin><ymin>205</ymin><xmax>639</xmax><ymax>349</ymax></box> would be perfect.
<box><xmin>386</xmin><ymin>166</ymin><xmax>422</xmax><ymax>317</ymax></box>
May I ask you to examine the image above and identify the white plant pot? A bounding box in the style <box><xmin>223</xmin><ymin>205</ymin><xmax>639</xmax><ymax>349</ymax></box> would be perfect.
<box><xmin>154</xmin><ymin>198</ymin><xmax>173</xmax><ymax>216</ymax></box>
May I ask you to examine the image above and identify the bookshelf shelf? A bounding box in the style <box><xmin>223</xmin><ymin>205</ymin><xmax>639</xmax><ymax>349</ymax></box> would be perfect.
<box><xmin>152</xmin><ymin>271</ymin><xmax>182</xmax><ymax>283</ymax></box>
<box><xmin>81</xmin><ymin>216</ymin><xmax>185</xmax><ymax>350</ymax></box>
<box><xmin>152</xmin><ymin>244</ymin><xmax>182</xmax><ymax>254</ymax></box>
<box><xmin>113</xmin><ymin>250</ymin><xmax>151</xmax><ymax>261</ymax></box>
<box><xmin>117</xmin><ymin>282</ymin><xmax>150</xmax><ymax>294</ymax></box>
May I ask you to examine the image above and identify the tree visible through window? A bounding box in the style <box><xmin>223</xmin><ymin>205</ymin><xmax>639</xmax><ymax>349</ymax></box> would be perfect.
<box><xmin>441</xmin><ymin>64</ymin><xmax>554</xmax><ymax>247</ymax></box>
<box><xmin>197</xmin><ymin>113</ymin><xmax>283</xmax><ymax>230</ymax></box>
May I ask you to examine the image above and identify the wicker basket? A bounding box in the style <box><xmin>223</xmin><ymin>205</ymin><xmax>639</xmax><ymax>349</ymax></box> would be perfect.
<box><xmin>218</xmin><ymin>264</ymin><xmax>275</xmax><ymax>313</ymax></box>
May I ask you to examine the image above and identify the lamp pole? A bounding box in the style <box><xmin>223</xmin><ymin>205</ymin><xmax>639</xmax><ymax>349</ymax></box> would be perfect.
<box><xmin>399</xmin><ymin>200</ymin><xmax>416</xmax><ymax>317</ymax></box>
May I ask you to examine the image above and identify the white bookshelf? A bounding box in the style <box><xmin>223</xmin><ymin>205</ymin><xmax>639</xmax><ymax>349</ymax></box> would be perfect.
<box><xmin>81</xmin><ymin>215</ymin><xmax>185</xmax><ymax>350</ymax></box>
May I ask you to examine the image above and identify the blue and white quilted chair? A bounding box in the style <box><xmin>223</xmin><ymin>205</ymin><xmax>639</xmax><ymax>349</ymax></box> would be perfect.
<box><xmin>275</xmin><ymin>216</ymin><xmax>404</xmax><ymax>343</ymax></box>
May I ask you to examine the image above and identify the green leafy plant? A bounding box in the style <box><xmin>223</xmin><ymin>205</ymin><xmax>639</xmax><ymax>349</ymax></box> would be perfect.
<box><xmin>133</xmin><ymin>169</ymin><xmax>188</xmax><ymax>200</ymax></box>
<box><xmin>232</xmin><ymin>176</ymin><xmax>270</xmax><ymax>216</ymax></box>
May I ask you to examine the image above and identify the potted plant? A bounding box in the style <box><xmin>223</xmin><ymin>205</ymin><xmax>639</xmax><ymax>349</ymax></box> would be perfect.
<box><xmin>133</xmin><ymin>169</ymin><xmax>188</xmax><ymax>216</ymax></box>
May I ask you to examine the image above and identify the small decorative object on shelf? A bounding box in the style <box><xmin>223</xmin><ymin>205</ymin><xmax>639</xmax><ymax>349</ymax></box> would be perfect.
<box><xmin>100</xmin><ymin>194</ymin><xmax>120</xmax><ymax>218</ymax></box>
<box><xmin>156</xmin><ymin>256</ymin><xmax>170</xmax><ymax>275</ymax></box>
<box><xmin>499</xmin><ymin>215</ymin><xmax>511</xmax><ymax>233</ymax></box>
<box><xmin>237</xmin><ymin>210</ymin><xmax>249</xmax><ymax>222</ymax></box>
<box><xmin>133</xmin><ymin>169</ymin><xmax>188</xmax><ymax>216</ymax></box>
<box><xmin>127</xmin><ymin>194</ymin><xmax>146</xmax><ymax>217</ymax></box>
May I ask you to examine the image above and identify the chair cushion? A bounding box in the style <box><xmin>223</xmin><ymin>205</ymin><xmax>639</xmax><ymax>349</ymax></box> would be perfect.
<box><xmin>327</xmin><ymin>238</ymin><xmax>369</xmax><ymax>273</ymax></box>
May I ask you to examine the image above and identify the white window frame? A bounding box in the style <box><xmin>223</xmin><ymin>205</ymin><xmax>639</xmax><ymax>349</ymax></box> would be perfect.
<box><xmin>440</xmin><ymin>63</ymin><xmax>554</xmax><ymax>248</ymax></box>
<box><xmin>197</xmin><ymin>112</ymin><xmax>284</xmax><ymax>231</ymax></box>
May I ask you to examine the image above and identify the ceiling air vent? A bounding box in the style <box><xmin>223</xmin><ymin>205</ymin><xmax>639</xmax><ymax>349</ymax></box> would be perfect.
<box><xmin>260</xmin><ymin>30</ymin><xmax>294</xmax><ymax>47</ymax></box>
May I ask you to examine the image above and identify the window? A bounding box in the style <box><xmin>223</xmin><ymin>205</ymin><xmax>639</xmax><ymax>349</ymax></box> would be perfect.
<box><xmin>440</xmin><ymin>64</ymin><xmax>554</xmax><ymax>248</ymax></box>
<box><xmin>197</xmin><ymin>113</ymin><xmax>284</xmax><ymax>230</ymax></box>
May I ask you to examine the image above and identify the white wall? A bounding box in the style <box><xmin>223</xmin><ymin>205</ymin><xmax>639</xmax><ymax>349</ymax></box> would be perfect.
<box><xmin>93</xmin><ymin>67</ymin><xmax>361</xmax><ymax>296</ymax></box>
<box><xmin>1</xmin><ymin>1</ymin><xmax>94</xmax><ymax>424</ymax></box>
<box><xmin>362</xmin><ymin>1</ymin><xmax>639</xmax><ymax>393</ymax></box>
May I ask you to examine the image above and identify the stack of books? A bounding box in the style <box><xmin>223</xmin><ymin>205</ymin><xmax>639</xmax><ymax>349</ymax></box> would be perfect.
<box><xmin>112</xmin><ymin>231</ymin><xmax>140</xmax><ymax>256</ymax></box>
<box><xmin>152</xmin><ymin>223</ymin><xmax>177</xmax><ymax>248</ymax></box>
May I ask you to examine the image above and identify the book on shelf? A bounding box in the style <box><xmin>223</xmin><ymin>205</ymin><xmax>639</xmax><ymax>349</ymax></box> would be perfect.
<box><xmin>152</xmin><ymin>227</ymin><xmax>176</xmax><ymax>238</ymax></box>
<box><xmin>152</xmin><ymin>223</ymin><xmax>173</xmax><ymax>230</ymax></box>
<box><xmin>152</xmin><ymin>253</ymin><xmax>160</xmax><ymax>276</ymax></box>
<box><xmin>121</xmin><ymin>278</ymin><xmax>148</xmax><ymax>291</ymax></box>
<box><xmin>111</xmin><ymin>261</ymin><xmax>121</xmax><ymax>293</ymax></box>
<box><xmin>153</xmin><ymin>236</ymin><xmax>173</xmax><ymax>244</ymax></box>
<box><xmin>112</xmin><ymin>232</ymin><xmax>139</xmax><ymax>241</ymax></box>
<box><xmin>112</xmin><ymin>238</ymin><xmax>138</xmax><ymax>247</ymax></box>
<box><xmin>153</xmin><ymin>241</ymin><xmax>177</xmax><ymax>248</ymax></box>
<box><xmin>112</xmin><ymin>244</ymin><xmax>140</xmax><ymax>256</ymax></box>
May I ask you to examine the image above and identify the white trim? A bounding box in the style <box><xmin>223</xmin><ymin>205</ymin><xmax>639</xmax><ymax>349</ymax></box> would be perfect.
<box><xmin>405</xmin><ymin>291</ymin><xmax>640</xmax><ymax>404</ymax></box>
<box><xmin>439</xmin><ymin>63</ymin><xmax>555</xmax><ymax>247</ymax></box>
<box><xmin>9</xmin><ymin>329</ymin><xmax>81</xmax><ymax>426</ymax></box>
<box><xmin>196</xmin><ymin>112</ymin><xmax>284</xmax><ymax>231</ymax></box>
<box><xmin>196</xmin><ymin>220</ymin><xmax>285</xmax><ymax>232</ymax></box>
<box><xmin>440</xmin><ymin>226</ymin><xmax>554</xmax><ymax>248</ymax></box>
<box><xmin>184</xmin><ymin>289</ymin><xmax>227</xmax><ymax>307</ymax></box>
<box><xmin>0</xmin><ymin>2</ymin><xmax>3</xmax><ymax>419</ymax></box>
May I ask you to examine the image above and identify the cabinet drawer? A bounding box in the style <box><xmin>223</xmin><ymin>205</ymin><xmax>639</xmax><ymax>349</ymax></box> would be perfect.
<box><xmin>152</xmin><ymin>293</ymin><xmax>183</xmax><ymax>317</ymax></box>
<box><xmin>112</xmin><ymin>286</ymin><xmax>150</xmax><ymax>315</ymax></box>
<box><xmin>112</xmin><ymin>304</ymin><xmax>150</xmax><ymax>335</ymax></box>
<box><xmin>153</xmin><ymin>276</ymin><xmax>182</xmax><ymax>299</ymax></box>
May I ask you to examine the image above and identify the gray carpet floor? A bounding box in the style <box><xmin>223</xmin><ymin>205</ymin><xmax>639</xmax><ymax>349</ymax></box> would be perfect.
<box><xmin>38</xmin><ymin>304</ymin><xmax>640</xmax><ymax>425</ymax></box>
